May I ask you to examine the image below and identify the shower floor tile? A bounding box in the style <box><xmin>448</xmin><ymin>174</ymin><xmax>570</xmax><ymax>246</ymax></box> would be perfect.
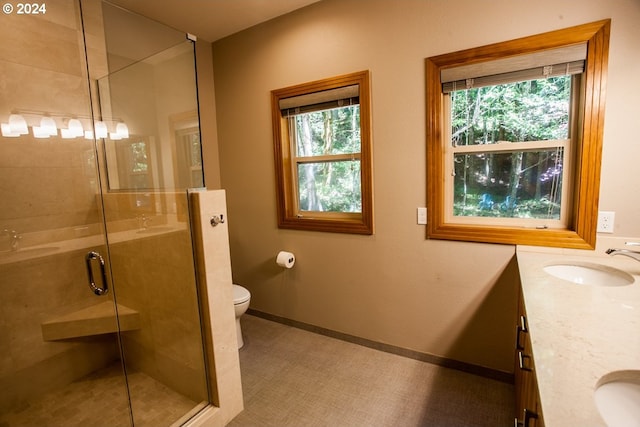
<box><xmin>0</xmin><ymin>363</ymin><xmax>201</xmax><ymax>427</ymax></box>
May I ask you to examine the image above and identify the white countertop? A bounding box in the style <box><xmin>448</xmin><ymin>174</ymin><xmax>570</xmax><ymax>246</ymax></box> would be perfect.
<box><xmin>516</xmin><ymin>246</ymin><xmax>640</xmax><ymax>426</ymax></box>
<box><xmin>0</xmin><ymin>219</ymin><xmax>186</xmax><ymax>266</ymax></box>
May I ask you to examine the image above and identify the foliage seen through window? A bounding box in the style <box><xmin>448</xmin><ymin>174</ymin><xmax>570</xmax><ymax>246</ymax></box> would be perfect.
<box><xmin>450</xmin><ymin>76</ymin><xmax>570</xmax><ymax>220</ymax></box>
<box><xmin>292</xmin><ymin>104</ymin><xmax>362</xmax><ymax>213</ymax></box>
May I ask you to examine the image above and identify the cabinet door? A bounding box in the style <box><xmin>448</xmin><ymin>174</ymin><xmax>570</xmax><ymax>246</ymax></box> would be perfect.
<box><xmin>515</xmin><ymin>289</ymin><xmax>543</xmax><ymax>427</ymax></box>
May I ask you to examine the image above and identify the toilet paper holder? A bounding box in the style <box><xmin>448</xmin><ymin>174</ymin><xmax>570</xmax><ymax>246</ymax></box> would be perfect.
<box><xmin>276</xmin><ymin>251</ymin><xmax>295</xmax><ymax>268</ymax></box>
<box><xmin>210</xmin><ymin>214</ymin><xmax>225</xmax><ymax>227</ymax></box>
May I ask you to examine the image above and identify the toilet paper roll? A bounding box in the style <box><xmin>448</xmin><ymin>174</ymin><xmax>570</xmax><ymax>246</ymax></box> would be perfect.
<box><xmin>276</xmin><ymin>251</ymin><xmax>295</xmax><ymax>269</ymax></box>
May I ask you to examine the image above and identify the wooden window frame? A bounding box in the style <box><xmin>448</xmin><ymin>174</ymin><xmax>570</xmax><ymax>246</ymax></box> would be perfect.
<box><xmin>271</xmin><ymin>71</ymin><xmax>374</xmax><ymax>235</ymax></box>
<box><xmin>426</xmin><ymin>20</ymin><xmax>610</xmax><ymax>248</ymax></box>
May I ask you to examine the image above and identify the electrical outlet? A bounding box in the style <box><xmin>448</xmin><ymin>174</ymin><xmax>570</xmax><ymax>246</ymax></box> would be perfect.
<box><xmin>597</xmin><ymin>211</ymin><xmax>615</xmax><ymax>233</ymax></box>
<box><xmin>417</xmin><ymin>207</ymin><xmax>427</xmax><ymax>225</ymax></box>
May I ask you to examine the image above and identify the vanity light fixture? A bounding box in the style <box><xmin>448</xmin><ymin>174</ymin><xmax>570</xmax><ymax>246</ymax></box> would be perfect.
<box><xmin>32</xmin><ymin>116</ymin><xmax>58</xmax><ymax>138</ymax></box>
<box><xmin>32</xmin><ymin>126</ymin><xmax>51</xmax><ymax>138</ymax></box>
<box><xmin>40</xmin><ymin>117</ymin><xmax>58</xmax><ymax>136</ymax></box>
<box><xmin>109</xmin><ymin>122</ymin><xmax>129</xmax><ymax>140</ymax></box>
<box><xmin>115</xmin><ymin>122</ymin><xmax>129</xmax><ymax>139</ymax></box>
<box><xmin>1</xmin><ymin>123</ymin><xmax>20</xmax><ymax>137</ymax></box>
<box><xmin>1</xmin><ymin>111</ymin><xmax>129</xmax><ymax>140</ymax></box>
<box><xmin>8</xmin><ymin>114</ymin><xmax>28</xmax><ymax>135</ymax></box>
<box><xmin>60</xmin><ymin>128</ymin><xmax>76</xmax><ymax>139</ymax></box>
<box><xmin>67</xmin><ymin>119</ymin><xmax>84</xmax><ymax>137</ymax></box>
<box><xmin>94</xmin><ymin>121</ymin><xmax>108</xmax><ymax>139</ymax></box>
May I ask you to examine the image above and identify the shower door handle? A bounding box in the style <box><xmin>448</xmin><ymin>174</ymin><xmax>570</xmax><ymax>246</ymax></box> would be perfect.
<box><xmin>85</xmin><ymin>251</ymin><xmax>108</xmax><ymax>296</ymax></box>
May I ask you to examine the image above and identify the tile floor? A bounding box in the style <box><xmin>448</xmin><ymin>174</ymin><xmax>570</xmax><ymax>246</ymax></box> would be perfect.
<box><xmin>2</xmin><ymin>315</ymin><xmax>514</xmax><ymax>427</ymax></box>
<box><xmin>0</xmin><ymin>363</ymin><xmax>200</xmax><ymax>427</ymax></box>
<box><xmin>229</xmin><ymin>314</ymin><xmax>515</xmax><ymax>427</ymax></box>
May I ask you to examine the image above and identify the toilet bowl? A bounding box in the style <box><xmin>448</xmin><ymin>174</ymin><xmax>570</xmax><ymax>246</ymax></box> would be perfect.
<box><xmin>233</xmin><ymin>284</ymin><xmax>251</xmax><ymax>349</ymax></box>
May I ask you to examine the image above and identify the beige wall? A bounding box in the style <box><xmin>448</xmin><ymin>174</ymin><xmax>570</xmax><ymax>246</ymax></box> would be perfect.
<box><xmin>211</xmin><ymin>0</ymin><xmax>640</xmax><ymax>374</ymax></box>
<box><xmin>0</xmin><ymin>0</ymin><xmax>100</xmax><ymax>235</ymax></box>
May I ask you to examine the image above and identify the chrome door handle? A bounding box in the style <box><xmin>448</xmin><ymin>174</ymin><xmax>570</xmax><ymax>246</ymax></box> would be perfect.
<box><xmin>85</xmin><ymin>251</ymin><xmax>108</xmax><ymax>296</ymax></box>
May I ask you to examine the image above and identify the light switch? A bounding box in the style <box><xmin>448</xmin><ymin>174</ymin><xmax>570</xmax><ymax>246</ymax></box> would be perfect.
<box><xmin>417</xmin><ymin>207</ymin><xmax>427</xmax><ymax>225</ymax></box>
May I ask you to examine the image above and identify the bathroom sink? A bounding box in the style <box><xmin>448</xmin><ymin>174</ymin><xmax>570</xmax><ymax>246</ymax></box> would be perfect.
<box><xmin>595</xmin><ymin>371</ymin><xmax>640</xmax><ymax>427</ymax></box>
<box><xmin>543</xmin><ymin>262</ymin><xmax>634</xmax><ymax>286</ymax></box>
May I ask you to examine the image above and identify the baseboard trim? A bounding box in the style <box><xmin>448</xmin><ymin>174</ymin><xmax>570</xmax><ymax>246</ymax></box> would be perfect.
<box><xmin>247</xmin><ymin>309</ymin><xmax>514</xmax><ymax>384</ymax></box>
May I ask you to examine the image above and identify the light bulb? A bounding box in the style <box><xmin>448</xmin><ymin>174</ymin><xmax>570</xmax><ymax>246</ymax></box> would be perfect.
<box><xmin>40</xmin><ymin>117</ymin><xmax>57</xmax><ymax>136</ymax></box>
<box><xmin>116</xmin><ymin>122</ymin><xmax>129</xmax><ymax>139</ymax></box>
<box><xmin>67</xmin><ymin>119</ymin><xmax>84</xmax><ymax>137</ymax></box>
<box><xmin>94</xmin><ymin>121</ymin><xmax>108</xmax><ymax>139</ymax></box>
<box><xmin>8</xmin><ymin>114</ymin><xmax>28</xmax><ymax>135</ymax></box>
<box><xmin>32</xmin><ymin>126</ymin><xmax>51</xmax><ymax>138</ymax></box>
<box><xmin>1</xmin><ymin>123</ymin><xmax>20</xmax><ymax>137</ymax></box>
<box><xmin>61</xmin><ymin>128</ymin><xmax>75</xmax><ymax>139</ymax></box>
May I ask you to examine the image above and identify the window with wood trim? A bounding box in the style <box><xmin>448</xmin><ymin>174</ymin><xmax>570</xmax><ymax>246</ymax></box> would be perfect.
<box><xmin>272</xmin><ymin>71</ymin><xmax>374</xmax><ymax>234</ymax></box>
<box><xmin>426</xmin><ymin>20</ymin><xmax>610</xmax><ymax>248</ymax></box>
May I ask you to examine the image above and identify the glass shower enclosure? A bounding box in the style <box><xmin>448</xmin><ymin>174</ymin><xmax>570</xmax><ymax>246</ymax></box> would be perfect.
<box><xmin>0</xmin><ymin>1</ymin><xmax>209</xmax><ymax>425</ymax></box>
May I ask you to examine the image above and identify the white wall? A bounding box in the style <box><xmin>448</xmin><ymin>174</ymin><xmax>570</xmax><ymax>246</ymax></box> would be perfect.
<box><xmin>210</xmin><ymin>0</ymin><xmax>640</xmax><ymax>374</ymax></box>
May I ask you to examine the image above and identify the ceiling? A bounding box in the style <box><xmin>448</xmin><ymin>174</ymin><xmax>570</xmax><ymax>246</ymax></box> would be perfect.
<box><xmin>106</xmin><ymin>0</ymin><xmax>323</xmax><ymax>42</ymax></box>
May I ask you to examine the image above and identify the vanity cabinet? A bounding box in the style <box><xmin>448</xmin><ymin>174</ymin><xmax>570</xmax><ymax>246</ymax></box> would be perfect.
<box><xmin>515</xmin><ymin>289</ymin><xmax>545</xmax><ymax>427</ymax></box>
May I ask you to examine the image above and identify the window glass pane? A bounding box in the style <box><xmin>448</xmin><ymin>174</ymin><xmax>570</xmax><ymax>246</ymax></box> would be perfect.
<box><xmin>130</xmin><ymin>141</ymin><xmax>148</xmax><ymax>172</ymax></box>
<box><xmin>297</xmin><ymin>161</ymin><xmax>361</xmax><ymax>213</ymax></box>
<box><xmin>187</xmin><ymin>132</ymin><xmax>202</xmax><ymax>167</ymax></box>
<box><xmin>450</xmin><ymin>76</ymin><xmax>571</xmax><ymax>146</ymax></box>
<box><xmin>453</xmin><ymin>148</ymin><xmax>563</xmax><ymax>219</ymax></box>
<box><xmin>293</xmin><ymin>105</ymin><xmax>360</xmax><ymax>156</ymax></box>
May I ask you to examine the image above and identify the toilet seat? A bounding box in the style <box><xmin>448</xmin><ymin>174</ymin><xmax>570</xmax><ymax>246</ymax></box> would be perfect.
<box><xmin>233</xmin><ymin>284</ymin><xmax>250</xmax><ymax>305</ymax></box>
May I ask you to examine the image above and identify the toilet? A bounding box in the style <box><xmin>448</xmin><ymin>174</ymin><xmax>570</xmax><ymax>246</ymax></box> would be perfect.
<box><xmin>233</xmin><ymin>284</ymin><xmax>251</xmax><ymax>349</ymax></box>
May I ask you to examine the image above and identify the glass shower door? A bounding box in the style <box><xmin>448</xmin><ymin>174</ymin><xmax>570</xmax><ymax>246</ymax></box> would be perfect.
<box><xmin>91</xmin><ymin>2</ymin><xmax>210</xmax><ymax>425</ymax></box>
<box><xmin>0</xmin><ymin>1</ymin><xmax>131</xmax><ymax>425</ymax></box>
<box><xmin>1</xmin><ymin>1</ymin><xmax>211</xmax><ymax>426</ymax></box>
<box><xmin>95</xmin><ymin>41</ymin><xmax>210</xmax><ymax>424</ymax></box>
